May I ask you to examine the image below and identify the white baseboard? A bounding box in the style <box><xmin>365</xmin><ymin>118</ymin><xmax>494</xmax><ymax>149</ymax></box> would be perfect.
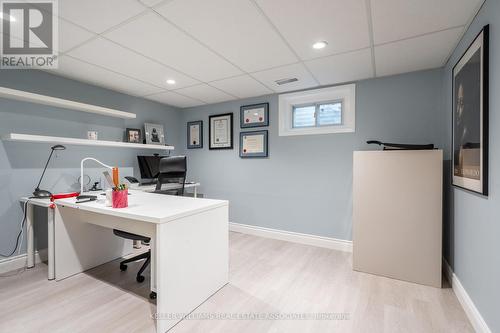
<box><xmin>0</xmin><ymin>249</ymin><xmax>48</xmax><ymax>274</ymax></box>
<box><xmin>443</xmin><ymin>259</ymin><xmax>491</xmax><ymax>333</ymax></box>
<box><xmin>229</xmin><ymin>222</ymin><xmax>352</xmax><ymax>253</ymax></box>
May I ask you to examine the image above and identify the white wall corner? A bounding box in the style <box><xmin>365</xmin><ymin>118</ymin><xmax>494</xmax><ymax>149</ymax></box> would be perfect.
<box><xmin>229</xmin><ymin>222</ymin><xmax>352</xmax><ymax>253</ymax></box>
<box><xmin>443</xmin><ymin>259</ymin><xmax>492</xmax><ymax>333</ymax></box>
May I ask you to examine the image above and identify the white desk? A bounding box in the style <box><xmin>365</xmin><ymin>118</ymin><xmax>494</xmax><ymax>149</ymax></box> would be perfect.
<box><xmin>54</xmin><ymin>190</ymin><xmax>228</xmax><ymax>333</ymax></box>
<box><xmin>19</xmin><ymin>197</ymin><xmax>55</xmax><ymax>280</ymax></box>
<box><xmin>130</xmin><ymin>182</ymin><xmax>201</xmax><ymax>197</ymax></box>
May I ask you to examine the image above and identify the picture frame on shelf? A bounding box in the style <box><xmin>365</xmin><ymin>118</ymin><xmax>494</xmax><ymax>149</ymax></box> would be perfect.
<box><xmin>125</xmin><ymin>128</ymin><xmax>141</xmax><ymax>144</ymax></box>
<box><xmin>240</xmin><ymin>103</ymin><xmax>269</xmax><ymax>128</ymax></box>
<box><xmin>187</xmin><ymin>120</ymin><xmax>203</xmax><ymax>149</ymax></box>
<box><xmin>209</xmin><ymin>113</ymin><xmax>233</xmax><ymax>150</ymax></box>
<box><xmin>452</xmin><ymin>25</ymin><xmax>489</xmax><ymax>196</ymax></box>
<box><xmin>240</xmin><ymin>130</ymin><xmax>268</xmax><ymax>158</ymax></box>
<box><xmin>144</xmin><ymin>123</ymin><xmax>165</xmax><ymax>145</ymax></box>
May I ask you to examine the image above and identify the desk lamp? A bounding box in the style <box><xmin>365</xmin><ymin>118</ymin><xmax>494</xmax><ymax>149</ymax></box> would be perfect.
<box><xmin>80</xmin><ymin>157</ymin><xmax>118</xmax><ymax>194</ymax></box>
<box><xmin>33</xmin><ymin>144</ymin><xmax>66</xmax><ymax>198</ymax></box>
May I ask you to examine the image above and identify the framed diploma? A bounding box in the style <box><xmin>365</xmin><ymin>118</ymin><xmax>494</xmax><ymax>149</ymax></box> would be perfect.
<box><xmin>240</xmin><ymin>103</ymin><xmax>269</xmax><ymax>128</ymax></box>
<box><xmin>240</xmin><ymin>130</ymin><xmax>268</xmax><ymax>158</ymax></box>
<box><xmin>209</xmin><ymin>113</ymin><xmax>233</xmax><ymax>150</ymax></box>
<box><xmin>187</xmin><ymin>120</ymin><xmax>203</xmax><ymax>149</ymax></box>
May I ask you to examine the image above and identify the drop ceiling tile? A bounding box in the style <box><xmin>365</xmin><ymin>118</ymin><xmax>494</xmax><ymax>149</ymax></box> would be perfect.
<box><xmin>53</xmin><ymin>56</ymin><xmax>163</xmax><ymax>96</ymax></box>
<box><xmin>254</xmin><ymin>0</ymin><xmax>370</xmax><ymax>60</ymax></box>
<box><xmin>156</xmin><ymin>0</ymin><xmax>298</xmax><ymax>72</ymax></box>
<box><xmin>251</xmin><ymin>63</ymin><xmax>318</xmax><ymax>93</ymax></box>
<box><xmin>58</xmin><ymin>0</ymin><xmax>146</xmax><ymax>34</ymax></box>
<box><xmin>305</xmin><ymin>48</ymin><xmax>373</xmax><ymax>85</ymax></box>
<box><xmin>104</xmin><ymin>12</ymin><xmax>241</xmax><ymax>82</ymax></box>
<box><xmin>67</xmin><ymin>37</ymin><xmax>200</xmax><ymax>89</ymax></box>
<box><xmin>175</xmin><ymin>84</ymin><xmax>236</xmax><ymax>104</ymax></box>
<box><xmin>210</xmin><ymin>75</ymin><xmax>273</xmax><ymax>99</ymax></box>
<box><xmin>145</xmin><ymin>91</ymin><xmax>206</xmax><ymax>108</ymax></box>
<box><xmin>138</xmin><ymin>0</ymin><xmax>167</xmax><ymax>7</ymax></box>
<box><xmin>375</xmin><ymin>27</ymin><xmax>464</xmax><ymax>77</ymax></box>
<box><xmin>371</xmin><ymin>0</ymin><xmax>483</xmax><ymax>44</ymax></box>
<box><xmin>59</xmin><ymin>19</ymin><xmax>95</xmax><ymax>53</ymax></box>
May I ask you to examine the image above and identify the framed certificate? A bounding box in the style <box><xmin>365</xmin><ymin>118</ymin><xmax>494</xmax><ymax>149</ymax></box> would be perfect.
<box><xmin>187</xmin><ymin>120</ymin><xmax>203</xmax><ymax>149</ymax></box>
<box><xmin>240</xmin><ymin>130</ymin><xmax>268</xmax><ymax>158</ymax></box>
<box><xmin>240</xmin><ymin>103</ymin><xmax>269</xmax><ymax>128</ymax></box>
<box><xmin>209</xmin><ymin>113</ymin><xmax>233</xmax><ymax>150</ymax></box>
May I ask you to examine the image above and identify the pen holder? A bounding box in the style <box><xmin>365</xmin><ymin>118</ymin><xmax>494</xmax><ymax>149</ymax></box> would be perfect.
<box><xmin>112</xmin><ymin>189</ymin><xmax>128</xmax><ymax>208</ymax></box>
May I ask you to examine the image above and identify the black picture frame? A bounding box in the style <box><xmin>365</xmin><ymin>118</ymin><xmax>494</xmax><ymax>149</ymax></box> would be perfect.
<box><xmin>187</xmin><ymin>120</ymin><xmax>203</xmax><ymax>149</ymax></box>
<box><xmin>209</xmin><ymin>113</ymin><xmax>233</xmax><ymax>150</ymax></box>
<box><xmin>240</xmin><ymin>102</ymin><xmax>269</xmax><ymax>128</ymax></box>
<box><xmin>452</xmin><ymin>24</ymin><xmax>489</xmax><ymax>196</ymax></box>
<box><xmin>125</xmin><ymin>128</ymin><xmax>141</xmax><ymax>143</ymax></box>
<box><xmin>240</xmin><ymin>130</ymin><xmax>268</xmax><ymax>158</ymax></box>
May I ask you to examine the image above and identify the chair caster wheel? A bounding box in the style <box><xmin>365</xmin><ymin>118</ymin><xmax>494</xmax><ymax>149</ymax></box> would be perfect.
<box><xmin>120</xmin><ymin>264</ymin><xmax>127</xmax><ymax>271</ymax></box>
<box><xmin>149</xmin><ymin>292</ymin><xmax>157</xmax><ymax>299</ymax></box>
<box><xmin>136</xmin><ymin>275</ymin><xmax>145</xmax><ymax>283</ymax></box>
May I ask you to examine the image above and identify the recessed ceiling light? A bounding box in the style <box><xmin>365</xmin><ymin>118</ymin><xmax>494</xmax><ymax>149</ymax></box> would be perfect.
<box><xmin>166</xmin><ymin>79</ymin><xmax>176</xmax><ymax>85</ymax></box>
<box><xmin>312</xmin><ymin>41</ymin><xmax>328</xmax><ymax>50</ymax></box>
<box><xmin>0</xmin><ymin>12</ymin><xmax>16</xmax><ymax>22</ymax></box>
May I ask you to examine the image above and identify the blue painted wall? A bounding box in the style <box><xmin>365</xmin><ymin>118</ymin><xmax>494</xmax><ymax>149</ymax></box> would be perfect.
<box><xmin>179</xmin><ymin>69</ymin><xmax>445</xmax><ymax>240</ymax></box>
<box><xmin>443</xmin><ymin>0</ymin><xmax>499</xmax><ymax>331</ymax></box>
<box><xmin>0</xmin><ymin>70</ymin><xmax>181</xmax><ymax>256</ymax></box>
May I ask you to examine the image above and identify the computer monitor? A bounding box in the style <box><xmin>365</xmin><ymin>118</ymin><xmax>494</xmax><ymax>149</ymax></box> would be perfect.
<box><xmin>137</xmin><ymin>155</ymin><xmax>166</xmax><ymax>180</ymax></box>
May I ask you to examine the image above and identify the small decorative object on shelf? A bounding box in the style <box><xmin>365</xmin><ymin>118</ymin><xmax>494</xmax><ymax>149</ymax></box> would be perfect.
<box><xmin>144</xmin><ymin>123</ymin><xmax>165</xmax><ymax>145</ymax></box>
<box><xmin>112</xmin><ymin>184</ymin><xmax>128</xmax><ymax>208</ymax></box>
<box><xmin>240</xmin><ymin>103</ymin><xmax>269</xmax><ymax>128</ymax></box>
<box><xmin>126</xmin><ymin>128</ymin><xmax>141</xmax><ymax>143</ymax></box>
<box><xmin>87</xmin><ymin>131</ymin><xmax>98</xmax><ymax>140</ymax></box>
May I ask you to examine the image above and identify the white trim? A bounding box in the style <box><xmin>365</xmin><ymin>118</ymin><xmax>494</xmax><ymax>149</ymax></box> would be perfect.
<box><xmin>0</xmin><ymin>249</ymin><xmax>48</xmax><ymax>274</ymax></box>
<box><xmin>443</xmin><ymin>259</ymin><xmax>491</xmax><ymax>333</ymax></box>
<box><xmin>2</xmin><ymin>133</ymin><xmax>174</xmax><ymax>150</ymax></box>
<box><xmin>278</xmin><ymin>84</ymin><xmax>356</xmax><ymax>136</ymax></box>
<box><xmin>0</xmin><ymin>87</ymin><xmax>136</xmax><ymax>119</ymax></box>
<box><xmin>229</xmin><ymin>222</ymin><xmax>352</xmax><ymax>253</ymax></box>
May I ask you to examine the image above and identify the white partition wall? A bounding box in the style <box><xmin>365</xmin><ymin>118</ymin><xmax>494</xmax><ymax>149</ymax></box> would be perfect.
<box><xmin>353</xmin><ymin>150</ymin><xmax>443</xmax><ymax>288</ymax></box>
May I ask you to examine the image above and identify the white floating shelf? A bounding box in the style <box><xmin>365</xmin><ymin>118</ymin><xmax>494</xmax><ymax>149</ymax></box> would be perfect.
<box><xmin>2</xmin><ymin>133</ymin><xmax>174</xmax><ymax>150</ymax></box>
<box><xmin>0</xmin><ymin>86</ymin><xmax>136</xmax><ymax>119</ymax></box>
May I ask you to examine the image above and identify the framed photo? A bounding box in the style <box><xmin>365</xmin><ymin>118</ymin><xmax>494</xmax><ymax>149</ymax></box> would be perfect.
<box><xmin>452</xmin><ymin>25</ymin><xmax>489</xmax><ymax>196</ymax></box>
<box><xmin>187</xmin><ymin>120</ymin><xmax>203</xmax><ymax>149</ymax></box>
<box><xmin>144</xmin><ymin>123</ymin><xmax>165</xmax><ymax>145</ymax></box>
<box><xmin>209</xmin><ymin>113</ymin><xmax>233</xmax><ymax>150</ymax></box>
<box><xmin>125</xmin><ymin>128</ymin><xmax>141</xmax><ymax>143</ymax></box>
<box><xmin>240</xmin><ymin>130</ymin><xmax>268</xmax><ymax>158</ymax></box>
<box><xmin>240</xmin><ymin>103</ymin><xmax>269</xmax><ymax>128</ymax></box>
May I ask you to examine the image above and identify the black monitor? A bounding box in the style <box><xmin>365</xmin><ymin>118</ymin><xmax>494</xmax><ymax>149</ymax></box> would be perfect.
<box><xmin>137</xmin><ymin>155</ymin><xmax>165</xmax><ymax>180</ymax></box>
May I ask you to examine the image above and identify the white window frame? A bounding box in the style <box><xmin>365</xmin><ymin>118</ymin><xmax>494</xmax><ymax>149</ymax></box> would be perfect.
<box><xmin>279</xmin><ymin>84</ymin><xmax>355</xmax><ymax>136</ymax></box>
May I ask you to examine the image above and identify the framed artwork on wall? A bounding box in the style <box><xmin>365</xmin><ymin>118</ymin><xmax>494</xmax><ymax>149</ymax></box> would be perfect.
<box><xmin>240</xmin><ymin>130</ymin><xmax>268</xmax><ymax>158</ymax></box>
<box><xmin>209</xmin><ymin>113</ymin><xmax>233</xmax><ymax>150</ymax></box>
<box><xmin>144</xmin><ymin>123</ymin><xmax>165</xmax><ymax>145</ymax></box>
<box><xmin>452</xmin><ymin>25</ymin><xmax>489</xmax><ymax>196</ymax></box>
<box><xmin>240</xmin><ymin>103</ymin><xmax>269</xmax><ymax>128</ymax></box>
<box><xmin>187</xmin><ymin>120</ymin><xmax>203</xmax><ymax>149</ymax></box>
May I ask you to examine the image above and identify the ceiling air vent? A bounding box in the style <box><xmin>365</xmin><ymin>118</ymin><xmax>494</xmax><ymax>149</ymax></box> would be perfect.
<box><xmin>275</xmin><ymin>78</ymin><xmax>298</xmax><ymax>85</ymax></box>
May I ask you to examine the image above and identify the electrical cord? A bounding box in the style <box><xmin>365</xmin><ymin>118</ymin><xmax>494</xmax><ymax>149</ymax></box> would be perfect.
<box><xmin>0</xmin><ymin>199</ymin><xmax>29</xmax><ymax>258</ymax></box>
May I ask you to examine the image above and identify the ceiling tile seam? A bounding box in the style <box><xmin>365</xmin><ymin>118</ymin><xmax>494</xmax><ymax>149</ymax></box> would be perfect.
<box><xmin>204</xmin><ymin>83</ymin><xmax>241</xmax><ymax>100</ymax></box>
<box><xmin>246</xmin><ymin>73</ymin><xmax>279</xmax><ymax>93</ymax></box>
<box><xmin>61</xmin><ymin>54</ymin><xmax>172</xmax><ymax>93</ymax></box>
<box><xmin>247</xmin><ymin>0</ymin><xmax>320</xmax><ymax>86</ymax></box>
<box><xmin>365</xmin><ymin>0</ymin><xmax>377</xmax><ymax>77</ymax></box>
<box><xmin>374</xmin><ymin>24</ymin><xmax>468</xmax><ymax>48</ymax></box>
<box><xmin>149</xmin><ymin>7</ymin><xmax>250</xmax><ymax>75</ymax></box>
<box><xmin>144</xmin><ymin>90</ymin><xmax>208</xmax><ymax>105</ymax></box>
<box><xmin>443</xmin><ymin>0</ymin><xmax>486</xmax><ymax>67</ymax></box>
<box><xmin>301</xmin><ymin>46</ymin><xmax>374</xmax><ymax>63</ymax></box>
<box><xmin>205</xmin><ymin>76</ymin><xmax>273</xmax><ymax>96</ymax></box>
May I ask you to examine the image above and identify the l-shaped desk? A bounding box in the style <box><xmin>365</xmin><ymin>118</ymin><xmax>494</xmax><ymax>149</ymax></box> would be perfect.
<box><xmin>23</xmin><ymin>190</ymin><xmax>228</xmax><ymax>333</ymax></box>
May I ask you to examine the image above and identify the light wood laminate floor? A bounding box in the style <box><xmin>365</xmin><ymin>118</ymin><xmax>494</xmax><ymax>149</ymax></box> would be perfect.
<box><xmin>0</xmin><ymin>232</ymin><xmax>472</xmax><ymax>333</ymax></box>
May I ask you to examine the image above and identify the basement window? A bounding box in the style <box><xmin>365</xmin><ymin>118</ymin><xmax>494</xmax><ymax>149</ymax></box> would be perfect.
<box><xmin>279</xmin><ymin>84</ymin><xmax>355</xmax><ymax>136</ymax></box>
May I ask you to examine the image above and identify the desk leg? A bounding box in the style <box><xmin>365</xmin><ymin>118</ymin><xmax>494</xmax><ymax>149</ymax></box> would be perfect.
<box><xmin>47</xmin><ymin>208</ymin><xmax>55</xmax><ymax>280</ymax></box>
<box><xmin>150</xmin><ymin>237</ymin><xmax>156</xmax><ymax>293</ymax></box>
<box><xmin>194</xmin><ymin>187</ymin><xmax>197</xmax><ymax>198</ymax></box>
<box><xmin>26</xmin><ymin>203</ymin><xmax>35</xmax><ymax>269</ymax></box>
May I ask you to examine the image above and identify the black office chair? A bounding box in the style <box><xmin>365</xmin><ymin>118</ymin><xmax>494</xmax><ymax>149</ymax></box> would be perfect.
<box><xmin>113</xmin><ymin>156</ymin><xmax>187</xmax><ymax>300</ymax></box>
